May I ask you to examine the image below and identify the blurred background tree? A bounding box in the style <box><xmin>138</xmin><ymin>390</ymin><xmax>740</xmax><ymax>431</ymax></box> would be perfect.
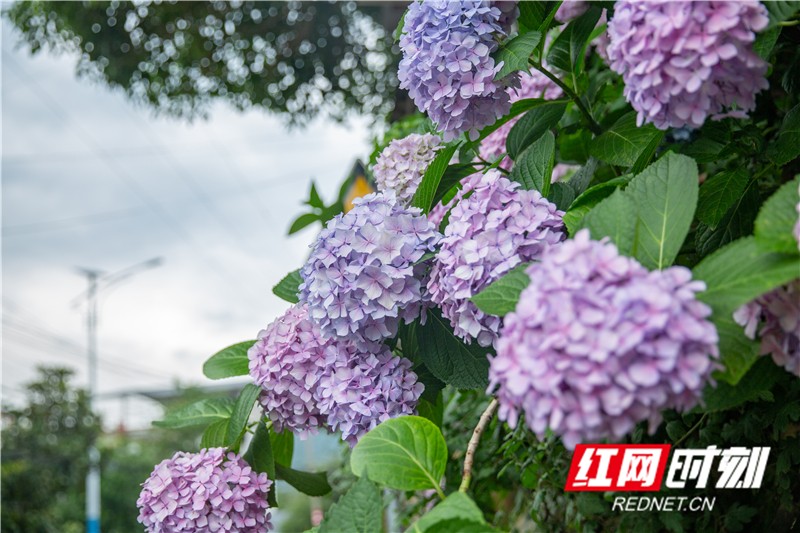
<box><xmin>5</xmin><ymin>0</ymin><xmax>412</xmax><ymax>127</ymax></box>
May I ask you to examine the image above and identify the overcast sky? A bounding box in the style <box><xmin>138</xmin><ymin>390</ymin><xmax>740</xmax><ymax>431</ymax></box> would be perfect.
<box><xmin>1</xmin><ymin>18</ymin><xmax>373</xmax><ymax>428</ymax></box>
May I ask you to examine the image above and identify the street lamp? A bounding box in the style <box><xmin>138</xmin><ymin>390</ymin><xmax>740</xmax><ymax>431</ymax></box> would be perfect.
<box><xmin>74</xmin><ymin>257</ymin><xmax>163</xmax><ymax>533</ymax></box>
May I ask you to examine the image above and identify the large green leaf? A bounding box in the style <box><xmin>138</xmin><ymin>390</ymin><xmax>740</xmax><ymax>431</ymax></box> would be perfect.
<box><xmin>273</xmin><ymin>269</ymin><xmax>302</xmax><ymax>304</ymax></box>
<box><xmin>626</xmin><ymin>153</ymin><xmax>698</xmax><ymax>269</ymax></box>
<box><xmin>464</xmin><ymin>98</ymin><xmax>567</xmax><ymax>154</ymax></box>
<box><xmin>580</xmin><ymin>190</ymin><xmax>637</xmax><ymax>256</ymax></box>
<box><xmin>768</xmin><ymin>104</ymin><xmax>800</xmax><ymax>166</ymax></box>
<box><xmin>203</xmin><ymin>340</ymin><xmax>255</xmax><ymax>380</ymax></box>
<box><xmin>153</xmin><ymin>398</ymin><xmax>235</xmax><ymax>428</ymax></box>
<box><xmin>470</xmin><ymin>263</ymin><xmax>531</xmax><ymax>317</ymax></box>
<box><xmin>754</xmin><ymin>176</ymin><xmax>800</xmax><ymax>254</ymax></box>
<box><xmin>431</xmin><ymin>163</ymin><xmax>478</xmax><ymax>207</ymax></box>
<box><xmin>695</xmin><ymin>182</ymin><xmax>759</xmax><ymax>258</ymax></box>
<box><xmin>416</xmin><ymin>310</ymin><xmax>491</xmax><ymax>389</ymax></box>
<box><xmin>412</xmin><ymin>143</ymin><xmax>460</xmax><ymax>213</ymax></box>
<box><xmin>546</xmin><ymin>6</ymin><xmax>602</xmax><ymax>74</ymax></box>
<box><xmin>200</xmin><ymin>419</ymin><xmax>229</xmax><ymax>449</ymax></box>
<box><xmin>711</xmin><ymin>315</ymin><xmax>760</xmax><ymax>386</ymax></box>
<box><xmin>703</xmin><ymin>358</ymin><xmax>785</xmax><ymax>412</ymax></box>
<box><xmin>589</xmin><ymin>112</ymin><xmax>663</xmax><ymax>167</ymax></box>
<box><xmin>510</xmin><ymin>131</ymin><xmax>555</xmax><ymax>195</ymax></box>
<box><xmin>351</xmin><ymin>416</ymin><xmax>447</xmax><ymax>492</ymax></box>
<box><xmin>547</xmin><ymin>182</ymin><xmax>576</xmax><ymax>211</ymax></box>
<box><xmin>495</xmin><ymin>30</ymin><xmax>541</xmax><ymax>79</ymax></box>
<box><xmin>318</xmin><ymin>475</ymin><xmax>383</xmax><ymax>533</ymax></box>
<box><xmin>694</xmin><ymin>237</ymin><xmax>800</xmax><ymax>318</ymax></box>
<box><xmin>225</xmin><ymin>383</ymin><xmax>261</xmax><ymax>445</ymax></box>
<box><xmin>276</xmin><ymin>464</ymin><xmax>331</xmax><ymax>496</ymax></box>
<box><xmin>697</xmin><ymin>169</ymin><xmax>750</xmax><ymax>229</ymax></box>
<box><xmin>518</xmin><ymin>1</ymin><xmax>548</xmax><ymax>32</ymax></box>
<box><xmin>506</xmin><ymin>102</ymin><xmax>566</xmax><ymax>160</ymax></box>
<box><xmin>250</xmin><ymin>421</ymin><xmax>276</xmax><ymax>479</ymax></box>
<box><xmin>406</xmin><ymin>493</ymin><xmax>490</xmax><ymax>533</ymax></box>
<box><xmin>563</xmin><ymin>175</ymin><xmax>630</xmax><ymax>233</ymax></box>
<box><xmin>270</xmin><ymin>429</ymin><xmax>294</xmax><ymax>467</ymax></box>
<box><xmin>764</xmin><ymin>1</ymin><xmax>800</xmax><ymax>28</ymax></box>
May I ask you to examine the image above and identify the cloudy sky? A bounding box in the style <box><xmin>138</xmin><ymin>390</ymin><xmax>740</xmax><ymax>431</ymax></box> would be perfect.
<box><xmin>1</xmin><ymin>18</ymin><xmax>373</xmax><ymax>428</ymax></box>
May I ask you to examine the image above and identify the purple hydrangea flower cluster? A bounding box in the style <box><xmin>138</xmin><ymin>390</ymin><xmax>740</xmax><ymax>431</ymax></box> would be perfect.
<box><xmin>248</xmin><ymin>305</ymin><xmax>331</xmax><ymax>438</ymax></box>
<box><xmin>299</xmin><ymin>192</ymin><xmax>440</xmax><ymax>350</ymax></box>
<box><xmin>734</xmin><ymin>281</ymin><xmax>800</xmax><ymax>376</ymax></box>
<box><xmin>398</xmin><ymin>0</ymin><xmax>515</xmax><ymax>141</ymax></box>
<box><xmin>489</xmin><ymin>230</ymin><xmax>719</xmax><ymax>449</ymax></box>
<box><xmin>555</xmin><ymin>1</ymin><xmax>589</xmax><ymax>23</ymax></box>
<box><xmin>137</xmin><ymin>448</ymin><xmax>271</xmax><ymax>532</ymax></box>
<box><xmin>318</xmin><ymin>348</ymin><xmax>424</xmax><ymax>446</ymax></box>
<box><xmin>606</xmin><ymin>0</ymin><xmax>769</xmax><ymax>130</ymax></box>
<box><xmin>249</xmin><ymin>304</ymin><xmax>424</xmax><ymax>445</ymax></box>
<box><xmin>492</xmin><ymin>1</ymin><xmax>519</xmax><ymax>33</ymax></box>
<box><xmin>372</xmin><ymin>133</ymin><xmax>442</xmax><ymax>206</ymax></box>
<box><xmin>428</xmin><ymin>170</ymin><xmax>567</xmax><ymax>347</ymax></box>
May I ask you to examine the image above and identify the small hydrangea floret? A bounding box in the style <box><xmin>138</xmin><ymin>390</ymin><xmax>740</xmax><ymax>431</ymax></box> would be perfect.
<box><xmin>372</xmin><ymin>133</ymin><xmax>442</xmax><ymax>206</ymax></box>
<box><xmin>489</xmin><ymin>230</ymin><xmax>719</xmax><ymax>449</ymax></box>
<box><xmin>428</xmin><ymin>170</ymin><xmax>567</xmax><ymax>347</ymax></box>
<box><xmin>606</xmin><ymin>0</ymin><xmax>769</xmax><ymax>129</ymax></box>
<box><xmin>137</xmin><ymin>448</ymin><xmax>271</xmax><ymax>532</ymax></box>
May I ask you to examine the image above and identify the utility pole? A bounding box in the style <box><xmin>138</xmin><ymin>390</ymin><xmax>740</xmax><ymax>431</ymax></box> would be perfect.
<box><xmin>76</xmin><ymin>257</ymin><xmax>162</xmax><ymax>533</ymax></box>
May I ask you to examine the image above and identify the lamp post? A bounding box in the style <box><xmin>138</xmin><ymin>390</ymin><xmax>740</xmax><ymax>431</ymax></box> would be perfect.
<box><xmin>76</xmin><ymin>257</ymin><xmax>162</xmax><ymax>533</ymax></box>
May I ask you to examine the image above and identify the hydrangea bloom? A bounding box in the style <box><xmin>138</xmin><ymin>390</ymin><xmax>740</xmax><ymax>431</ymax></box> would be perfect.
<box><xmin>248</xmin><ymin>305</ymin><xmax>332</xmax><ymax>437</ymax></box>
<box><xmin>318</xmin><ymin>347</ymin><xmax>424</xmax><ymax>446</ymax></box>
<box><xmin>137</xmin><ymin>448</ymin><xmax>271</xmax><ymax>532</ymax></box>
<box><xmin>399</xmin><ymin>0</ymin><xmax>515</xmax><ymax>141</ymax></box>
<box><xmin>299</xmin><ymin>192</ymin><xmax>440</xmax><ymax>350</ymax></box>
<box><xmin>493</xmin><ymin>1</ymin><xmax>519</xmax><ymax>33</ymax></box>
<box><xmin>734</xmin><ymin>281</ymin><xmax>800</xmax><ymax>376</ymax></box>
<box><xmin>489</xmin><ymin>230</ymin><xmax>719</xmax><ymax>449</ymax></box>
<box><xmin>372</xmin><ymin>133</ymin><xmax>442</xmax><ymax>205</ymax></box>
<box><xmin>555</xmin><ymin>1</ymin><xmax>589</xmax><ymax>23</ymax></box>
<box><xmin>607</xmin><ymin>1</ymin><xmax>769</xmax><ymax>129</ymax></box>
<box><xmin>428</xmin><ymin>170</ymin><xmax>566</xmax><ymax>347</ymax></box>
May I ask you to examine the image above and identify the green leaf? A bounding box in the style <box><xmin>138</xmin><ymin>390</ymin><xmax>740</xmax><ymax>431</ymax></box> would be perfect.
<box><xmin>495</xmin><ymin>31</ymin><xmax>542</xmax><ymax>79</ymax></box>
<box><xmin>289</xmin><ymin>213</ymin><xmax>320</xmax><ymax>235</ymax></box>
<box><xmin>630</xmin><ymin>129</ymin><xmax>665</xmax><ymax>174</ymax></box>
<box><xmin>200</xmin><ymin>419</ymin><xmax>229</xmax><ymax>449</ymax></box>
<box><xmin>412</xmin><ymin>143</ymin><xmax>460</xmax><ymax>213</ymax></box>
<box><xmin>767</xmin><ymin>104</ymin><xmax>800</xmax><ymax>166</ymax></box>
<box><xmin>351</xmin><ymin>416</ymin><xmax>447</xmax><ymax>492</ymax></box>
<box><xmin>764</xmin><ymin>1</ymin><xmax>800</xmax><ymax>28</ymax></box>
<box><xmin>153</xmin><ymin>398</ymin><xmax>234</xmax><ymax>428</ymax></box>
<box><xmin>547</xmin><ymin>182</ymin><xmax>576</xmax><ymax>211</ymax></box>
<box><xmin>695</xmin><ymin>182</ymin><xmax>759</xmax><ymax>258</ymax></box>
<box><xmin>581</xmin><ymin>190</ymin><xmax>637</xmax><ymax>256</ymax></box>
<box><xmin>563</xmin><ymin>175</ymin><xmax>630</xmax><ymax>234</ymax></box>
<box><xmin>755</xmin><ymin>176</ymin><xmax>800</xmax><ymax>254</ymax></box>
<box><xmin>273</xmin><ymin>269</ymin><xmax>302</xmax><ymax>304</ymax></box>
<box><xmin>626</xmin><ymin>153</ymin><xmax>698</xmax><ymax>269</ymax></box>
<box><xmin>417</xmin><ymin>310</ymin><xmax>491</xmax><ymax>389</ymax></box>
<box><xmin>470</xmin><ymin>263</ymin><xmax>531</xmax><ymax>317</ymax></box>
<box><xmin>270</xmin><ymin>429</ymin><xmax>294</xmax><ymax>467</ymax></box>
<box><xmin>203</xmin><ymin>340</ymin><xmax>255</xmax><ymax>380</ymax></box>
<box><xmin>518</xmin><ymin>2</ymin><xmax>548</xmax><ymax>32</ymax></box>
<box><xmin>589</xmin><ymin>112</ymin><xmax>664</xmax><ymax>167</ymax></box>
<box><xmin>753</xmin><ymin>26</ymin><xmax>781</xmax><ymax>60</ymax></box>
<box><xmin>464</xmin><ymin>98</ymin><xmax>567</xmax><ymax>153</ymax></box>
<box><xmin>510</xmin><ymin>131</ymin><xmax>555</xmax><ymax>196</ymax></box>
<box><xmin>250</xmin><ymin>421</ymin><xmax>276</xmax><ymax>479</ymax></box>
<box><xmin>432</xmin><ymin>163</ymin><xmax>478</xmax><ymax>207</ymax></box>
<box><xmin>546</xmin><ymin>6</ymin><xmax>602</xmax><ymax>74</ymax></box>
<box><xmin>406</xmin><ymin>493</ymin><xmax>489</xmax><ymax>533</ymax></box>
<box><xmin>566</xmin><ymin>157</ymin><xmax>598</xmax><ymax>197</ymax></box>
<box><xmin>697</xmin><ymin>169</ymin><xmax>750</xmax><ymax>228</ymax></box>
<box><xmin>308</xmin><ymin>182</ymin><xmax>324</xmax><ymax>208</ymax></box>
<box><xmin>506</xmin><ymin>102</ymin><xmax>566</xmax><ymax>160</ymax></box>
<box><xmin>703</xmin><ymin>357</ymin><xmax>784</xmax><ymax>412</ymax></box>
<box><xmin>694</xmin><ymin>237</ymin><xmax>800</xmax><ymax>318</ymax></box>
<box><xmin>225</xmin><ymin>383</ymin><xmax>260</xmax><ymax>445</ymax></box>
<box><xmin>318</xmin><ymin>475</ymin><xmax>383</xmax><ymax>533</ymax></box>
<box><xmin>276</xmin><ymin>464</ymin><xmax>331</xmax><ymax>496</ymax></box>
<box><xmin>417</xmin><ymin>394</ymin><xmax>444</xmax><ymax>428</ymax></box>
<box><xmin>713</xmin><ymin>315</ymin><xmax>760</xmax><ymax>385</ymax></box>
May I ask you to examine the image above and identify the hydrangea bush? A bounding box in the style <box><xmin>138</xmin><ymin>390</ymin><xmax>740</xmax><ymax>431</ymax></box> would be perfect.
<box><xmin>144</xmin><ymin>2</ymin><xmax>800</xmax><ymax>532</ymax></box>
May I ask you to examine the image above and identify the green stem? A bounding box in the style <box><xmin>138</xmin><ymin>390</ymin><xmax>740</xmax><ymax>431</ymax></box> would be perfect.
<box><xmin>674</xmin><ymin>414</ymin><xmax>708</xmax><ymax>448</ymax></box>
<box><xmin>459</xmin><ymin>398</ymin><xmax>499</xmax><ymax>493</ymax></box>
<box><xmin>529</xmin><ymin>59</ymin><xmax>603</xmax><ymax>135</ymax></box>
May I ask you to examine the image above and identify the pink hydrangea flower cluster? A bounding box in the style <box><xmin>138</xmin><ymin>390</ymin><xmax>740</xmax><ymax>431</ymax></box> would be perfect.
<box><xmin>372</xmin><ymin>133</ymin><xmax>442</xmax><ymax>206</ymax></box>
<box><xmin>137</xmin><ymin>448</ymin><xmax>272</xmax><ymax>532</ymax></box>
<box><xmin>299</xmin><ymin>192</ymin><xmax>440</xmax><ymax>351</ymax></box>
<box><xmin>428</xmin><ymin>170</ymin><xmax>566</xmax><ymax>347</ymax></box>
<box><xmin>489</xmin><ymin>230</ymin><xmax>719</xmax><ymax>449</ymax></box>
<box><xmin>249</xmin><ymin>304</ymin><xmax>423</xmax><ymax>445</ymax></box>
<box><xmin>398</xmin><ymin>0</ymin><xmax>515</xmax><ymax>141</ymax></box>
<box><xmin>607</xmin><ymin>0</ymin><xmax>769</xmax><ymax>129</ymax></box>
<box><xmin>734</xmin><ymin>281</ymin><xmax>800</xmax><ymax>377</ymax></box>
